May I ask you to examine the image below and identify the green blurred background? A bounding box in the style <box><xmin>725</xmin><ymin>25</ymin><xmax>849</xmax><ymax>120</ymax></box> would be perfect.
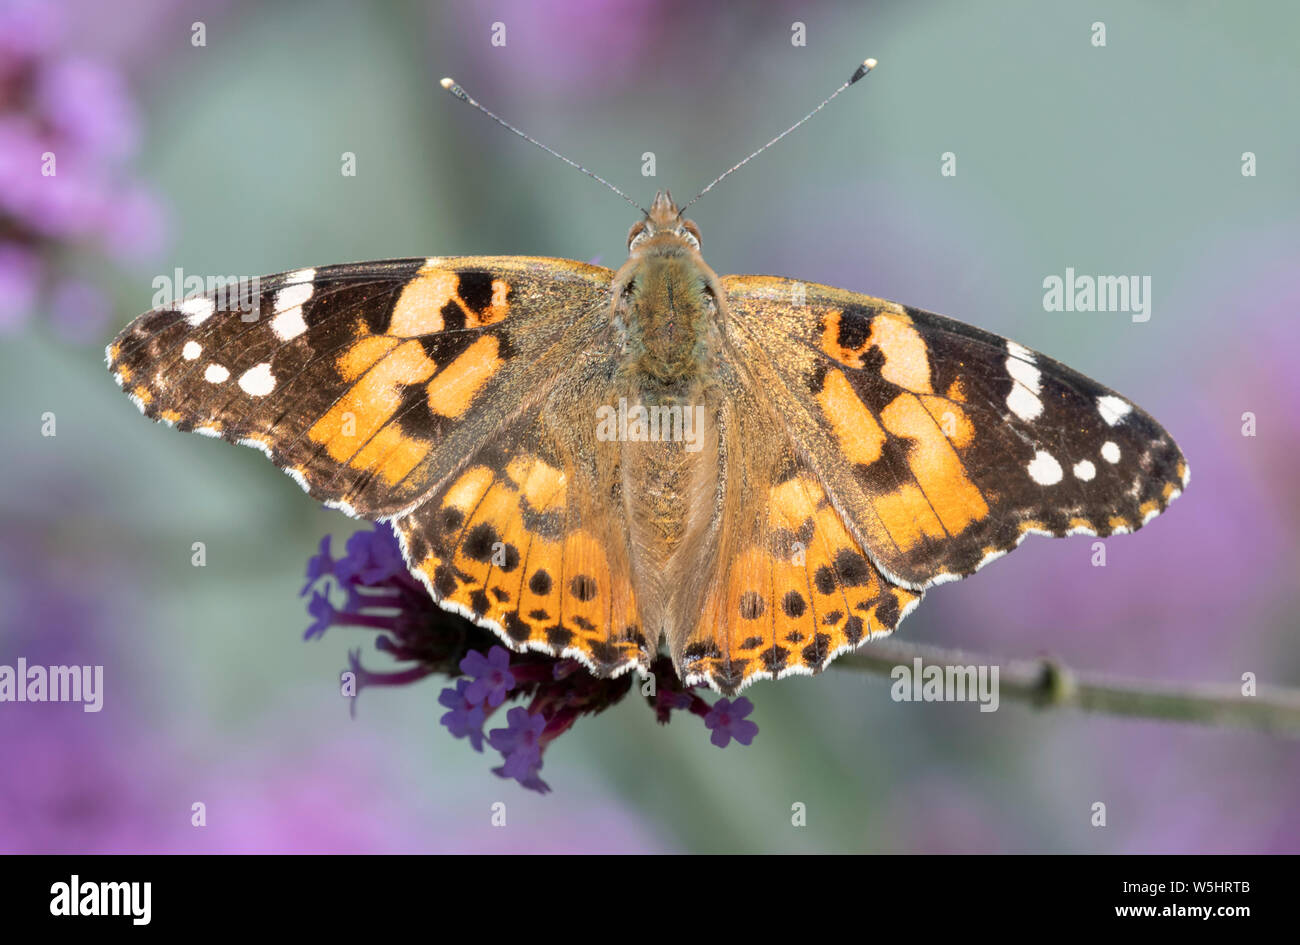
<box><xmin>2</xmin><ymin>0</ymin><xmax>1298</xmax><ymax>852</ymax></box>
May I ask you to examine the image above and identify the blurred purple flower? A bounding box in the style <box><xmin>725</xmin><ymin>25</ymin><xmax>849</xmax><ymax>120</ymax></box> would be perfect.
<box><xmin>0</xmin><ymin>0</ymin><xmax>169</xmax><ymax>341</ymax></box>
<box><xmin>0</xmin><ymin>0</ymin><xmax>62</xmax><ymax>72</ymax></box>
<box><xmin>34</xmin><ymin>56</ymin><xmax>139</xmax><ymax>160</ymax></box>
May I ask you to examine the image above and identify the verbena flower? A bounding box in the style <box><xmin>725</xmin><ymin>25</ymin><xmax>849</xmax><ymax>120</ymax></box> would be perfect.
<box><xmin>301</xmin><ymin>522</ymin><xmax>759</xmax><ymax>793</ymax></box>
<box><xmin>704</xmin><ymin>697</ymin><xmax>760</xmax><ymax>748</ymax></box>
<box><xmin>0</xmin><ymin>0</ymin><xmax>167</xmax><ymax>340</ymax></box>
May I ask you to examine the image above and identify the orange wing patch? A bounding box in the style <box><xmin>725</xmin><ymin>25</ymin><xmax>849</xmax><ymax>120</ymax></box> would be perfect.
<box><xmin>393</xmin><ymin>456</ymin><xmax>649</xmax><ymax>679</ymax></box>
<box><xmin>680</xmin><ymin>472</ymin><xmax>922</xmax><ymax>693</ymax></box>
<box><xmin>821</xmin><ymin>305</ymin><xmax>933</xmax><ymax>393</ymax></box>
<box><xmin>876</xmin><ymin>392</ymin><xmax>988</xmax><ymax>540</ymax></box>
<box><xmin>426</xmin><ymin>335</ymin><xmax>502</xmax><ymax>418</ymax></box>
<box><xmin>817</xmin><ymin>369</ymin><xmax>886</xmax><ymax>464</ymax></box>
<box><xmin>308</xmin><ymin>338</ymin><xmax>437</xmax><ymax>484</ymax></box>
<box><xmin>387</xmin><ymin>260</ymin><xmax>513</xmax><ymax>335</ymax></box>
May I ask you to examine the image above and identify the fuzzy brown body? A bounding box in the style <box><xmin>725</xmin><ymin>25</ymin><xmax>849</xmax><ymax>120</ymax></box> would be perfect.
<box><xmin>610</xmin><ymin>199</ymin><xmax>727</xmax><ymax>662</ymax></box>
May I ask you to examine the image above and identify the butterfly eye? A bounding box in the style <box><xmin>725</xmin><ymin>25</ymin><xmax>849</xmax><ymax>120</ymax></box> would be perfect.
<box><xmin>627</xmin><ymin>221</ymin><xmax>648</xmax><ymax>251</ymax></box>
<box><xmin>681</xmin><ymin>221</ymin><xmax>702</xmax><ymax>251</ymax></box>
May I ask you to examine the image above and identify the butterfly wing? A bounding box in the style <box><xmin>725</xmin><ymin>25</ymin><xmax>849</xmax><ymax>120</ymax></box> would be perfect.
<box><xmin>109</xmin><ymin>256</ymin><xmax>651</xmax><ymax>677</ymax></box>
<box><xmin>721</xmin><ymin>275</ymin><xmax>1188</xmax><ymax>589</ymax></box>
<box><xmin>669</xmin><ymin>275</ymin><xmax>1188</xmax><ymax>694</ymax></box>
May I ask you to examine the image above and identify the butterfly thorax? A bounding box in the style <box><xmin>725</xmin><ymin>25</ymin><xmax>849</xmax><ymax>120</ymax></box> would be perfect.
<box><xmin>612</xmin><ymin>215</ymin><xmax>721</xmax><ymax>388</ymax></box>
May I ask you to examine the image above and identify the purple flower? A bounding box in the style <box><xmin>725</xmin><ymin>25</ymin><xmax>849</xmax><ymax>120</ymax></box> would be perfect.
<box><xmin>301</xmin><ymin>535</ymin><xmax>337</xmax><ymax>595</ymax></box>
<box><xmin>304</xmin><ymin>591</ymin><xmax>336</xmax><ymax>640</ymax></box>
<box><xmin>34</xmin><ymin>56</ymin><xmax>139</xmax><ymax>161</ymax></box>
<box><xmin>461</xmin><ymin>646</ymin><xmax>516</xmax><ymax>708</ymax></box>
<box><xmin>489</xmin><ymin>707</ymin><xmax>550</xmax><ymax>794</ymax></box>
<box><xmin>337</xmin><ymin>526</ymin><xmax>406</xmax><ymax>585</ymax></box>
<box><xmin>438</xmin><ymin>680</ymin><xmax>486</xmax><ymax>752</ymax></box>
<box><xmin>704</xmin><ymin>697</ymin><xmax>759</xmax><ymax>748</ymax></box>
<box><xmin>0</xmin><ymin>1</ymin><xmax>63</xmax><ymax>69</ymax></box>
<box><xmin>0</xmin><ymin>6</ymin><xmax>169</xmax><ymax>343</ymax></box>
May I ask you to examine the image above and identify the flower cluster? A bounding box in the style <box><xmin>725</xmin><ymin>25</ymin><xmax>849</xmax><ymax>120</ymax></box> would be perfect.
<box><xmin>0</xmin><ymin>0</ymin><xmax>167</xmax><ymax>339</ymax></box>
<box><xmin>301</xmin><ymin>523</ymin><xmax>758</xmax><ymax>793</ymax></box>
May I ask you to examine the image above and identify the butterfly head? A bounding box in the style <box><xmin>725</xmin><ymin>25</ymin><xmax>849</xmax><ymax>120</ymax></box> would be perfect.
<box><xmin>627</xmin><ymin>191</ymin><xmax>702</xmax><ymax>257</ymax></box>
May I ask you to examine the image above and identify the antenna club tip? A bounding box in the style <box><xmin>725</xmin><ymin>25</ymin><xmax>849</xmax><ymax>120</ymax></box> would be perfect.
<box><xmin>848</xmin><ymin>57</ymin><xmax>878</xmax><ymax>84</ymax></box>
<box><xmin>439</xmin><ymin>77</ymin><xmax>455</xmax><ymax>90</ymax></box>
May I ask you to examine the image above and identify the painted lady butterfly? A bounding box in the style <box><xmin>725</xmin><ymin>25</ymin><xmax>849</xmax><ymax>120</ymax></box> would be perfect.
<box><xmin>107</xmin><ymin>62</ymin><xmax>1187</xmax><ymax>695</ymax></box>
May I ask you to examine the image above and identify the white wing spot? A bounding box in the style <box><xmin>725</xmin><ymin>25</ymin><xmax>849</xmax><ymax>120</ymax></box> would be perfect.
<box><xmin>182</xmin><ymin>340</ymin><xmax>202</xmax><ymax>360</ymax></box>
<box><xmin>180</xmin><ymin>297</ymin><xmax>215</xmax><ymax>326</ymax></box>
<box><xmin>1073</xmin><ymin>459</ymin><xmax>1097</xmax><ymax>481</ymax></box>
<box><xmin>1006</xmin><ymin>356</ymin><xmax>1042</xmax><ymax>393</ymax></box>
<box><xmin>238</xmin><ymin>362</ymin><xmax>276</xmax><ymax>397</ymax></box>
<box><xmin>1097</xmin><ymin>395</ymin><xmax>1132</xmax><ymax>426</ymax></box>
<box><xmin>1006</xmin><ymin>340</ymin><xmax>1036</xmax><ymax>362</ymax></box>
<box><xmin>204</xmin><ymin>363</ymin><xmax>230</xmax><ymax>383</ymax></box>
<box><xmin>1005</xmin><ymin>355</ymin><xmax>1044</xmax><ymax>421</ymax></box>
<box><xmin>1027</xmin><ymin>450</ymin><xmax>1063</xmax><ymax>485</ymax></box>
<box><xmin>1006</xmin><ymin>384</ymin><xmax>1043</xmax><ymax>421</ymax></box>
<box><xmin>275</xmin><ymin>282</ymin><xmax>313</xmax><ymax>312</ymax></box>
<box><xmin>284</xmin><ymin>267</ymin><xmax>316</xmax><ymax>285</ymax></box>
<box><xmin>1101</xmin><ymin>441</ymin><xmax>1121</xmax><ymax>463</ymax></box>
<box><xmin>271</xmin><ymin>306</ymin><xmax>307</xmax><ymax>341</ymax></box>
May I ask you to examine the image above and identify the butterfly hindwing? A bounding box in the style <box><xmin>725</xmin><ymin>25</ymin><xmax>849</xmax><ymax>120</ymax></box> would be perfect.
<box><xmin>670</xmin><ymin>370</ymin><xmax>923</xmax><ymax>693</ymax></box>
<box><xmin>390</xmin><ymin>399</ymin><xmax>651</xmax><ymax>680</ymax></box>
<box><xmin>721</xmin><ymin>275</ymin><xmax>1189</xmax><ymax>589</ymax></box>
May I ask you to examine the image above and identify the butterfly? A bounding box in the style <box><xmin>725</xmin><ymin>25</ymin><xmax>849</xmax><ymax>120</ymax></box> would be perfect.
<box><xmin>107</xmin><ymin>65</ymin><xmax>1187</xmax><ymax>696</ymax></box>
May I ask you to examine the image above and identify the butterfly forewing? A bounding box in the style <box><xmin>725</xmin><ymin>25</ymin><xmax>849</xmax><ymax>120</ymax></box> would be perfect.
<box><xmin>722</xmin><ymin>276</ymin><xmax>1188</xmax><ymax>590</ymax></box>
<box><xmin>108</xmin><ymin>257</ymin><xmax>612</xmax><ymax>518</ymax></box>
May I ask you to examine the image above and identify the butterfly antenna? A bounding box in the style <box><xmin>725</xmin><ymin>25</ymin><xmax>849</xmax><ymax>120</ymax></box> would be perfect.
<box><xmin>441</xmin><ymin>77</ymin><xmax>649</xmax><ymax>216</ymax></box>
<box><xmin>679</xmin><ymin>57</ymin><xmax>878</xmax><ymax>216</ymax></box>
